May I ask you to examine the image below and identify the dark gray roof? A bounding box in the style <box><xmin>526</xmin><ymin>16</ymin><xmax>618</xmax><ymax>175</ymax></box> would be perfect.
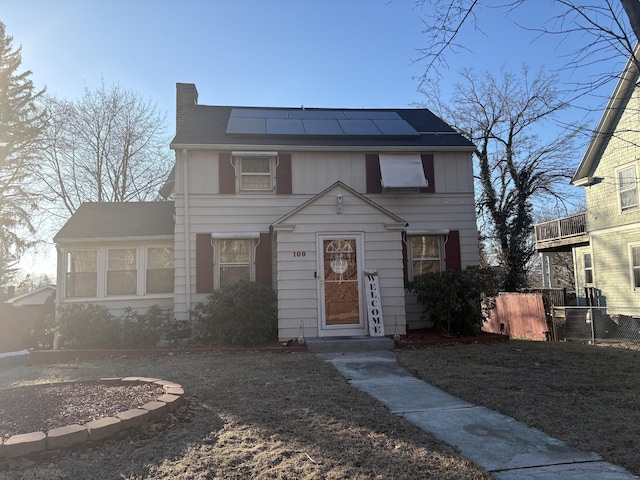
<box><xmin>54</xmin><ymin>202</ymin><xmax>174</xmax><ymax>242</ymax></box>
<box><xmin>171</xmin><ymin>105</ymin><xmax>475</xmax><ymax>149</ymax></box>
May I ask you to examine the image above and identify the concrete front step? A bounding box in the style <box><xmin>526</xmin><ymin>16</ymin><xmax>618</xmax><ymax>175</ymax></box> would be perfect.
<box><xmin>305</xmin><ymin>336</ymin><xmax>394</xmax><ymax>353</ymax></box>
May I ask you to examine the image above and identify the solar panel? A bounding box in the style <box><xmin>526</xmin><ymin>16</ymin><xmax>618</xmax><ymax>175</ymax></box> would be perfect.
<box><xmin>344</xmin><ymin>111</ymin><xmax>400</xmax><ymax>120</ymax></box>
<box><xmin>226</xmin><ymin>108</ymin><xmax>419</xmax><ymax>136</ymax></box>
<box><xmin>374</xmin><ymin>119</ymin><xmax>420</xmax><ymax>136</ymax></box>
<box><xmin>266</xmin><ymin>118</ymin><xmax>305</xmax><ymax>135</ymax></box>
<box><xmin>302</xmin><ymin>119</ymin><xmax>345</xmax><ymax>135</ymax></box>
<box><xmin>288</xmin><ymin>110</ymin><xmax>346</xmax><ymax>120</ymax></box>
<box><xmin>226</xmin><ymin>117</ymin><xmax>266</xmax><ymax>134</ymax></box>
<box><xmin>338</xmin><ymin>119</ymin><xmax>382</xmax><ymax>135</ymax></box>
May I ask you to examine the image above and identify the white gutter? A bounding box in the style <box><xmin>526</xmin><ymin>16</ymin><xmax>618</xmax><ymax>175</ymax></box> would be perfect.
<box><xmin>182</xmin><ymin>149</ymin><xmax>192</xmax><ymax>315</ymax></box>
<box><xmin>171</xmin><ymin>143</ymin><xmax>477</xmax><ymax>153</ymax></box>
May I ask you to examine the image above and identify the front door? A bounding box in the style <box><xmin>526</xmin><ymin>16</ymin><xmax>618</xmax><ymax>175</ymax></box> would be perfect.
<box><xmin>318</xmin><ymin>234</ymin><xmax>366</xmax><ymax>336</ymax></box>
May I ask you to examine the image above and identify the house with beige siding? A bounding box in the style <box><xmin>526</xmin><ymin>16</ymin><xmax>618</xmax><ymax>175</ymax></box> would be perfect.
<box><xmin>54</xmin><ymin>83</ymin><xmax>480</xmax><ymax>341</ymax></box>
<box><xmin>535</xmin><ymin>49</ymin><xmax>640</xmax><ymax>311</ymax></box>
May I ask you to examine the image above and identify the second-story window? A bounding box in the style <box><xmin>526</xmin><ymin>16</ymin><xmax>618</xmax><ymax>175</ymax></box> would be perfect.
<box><xmin>618</xmin><ymin>165</ymin><xmax>639</xmax><ymax>212</ymax></box>
<box><xmin>239</xmin><ymin>157</ymin><xmax>273</xmax><ymax>191</ymax></box>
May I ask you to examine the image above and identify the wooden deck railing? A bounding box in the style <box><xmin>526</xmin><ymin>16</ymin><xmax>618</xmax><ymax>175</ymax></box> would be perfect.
<box><xmin>534</xmin><ymin>213</ymin><xmax>587</xmax><ymax>243</ymax></box>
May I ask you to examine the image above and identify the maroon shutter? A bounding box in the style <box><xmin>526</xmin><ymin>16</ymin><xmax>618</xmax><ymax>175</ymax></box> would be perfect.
<box><xmin>196</xmin><ymin>233</ymin><xmax>214</xmax><ymax>293</ymax></box>
<box><xmin>402</xmin><ymin>235</ymin><xmax>409</xmax><ymax>282</ymax></box>
<box><xmin>445</xmin><ymin>230</ymin><xmax>462</xmax><ymax>271</ymax></box>
<box><xmin>276</xmin><ymin>153</ymin><xmax>292</xmax><ymax>194</ymax></box>
<box><xmin>255</xmin><ymin>232</ymin><xmax>272</xmax><ymax>287</ymax></box>
<box><xmin>365</xmin><ymin>154</ymin><xmax>382</xmax><ymax>193</ymax></box>
<box><xmin>420</xmin><ymin>154</ymin><xmax>435</xmax><ymax>193</ymax></box>
<box><xmin>219</xmin><ymin>152</ymin><xmax>235</xmax><ymax>194</ymax></box>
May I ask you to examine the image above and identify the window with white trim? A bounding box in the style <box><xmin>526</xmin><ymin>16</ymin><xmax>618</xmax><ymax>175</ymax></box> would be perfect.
<box><xmin>65</xmin><ymin>250</ymin><xmax>98</xmax><ymax>298</ymax></box>
<box><xmin>107</xmin><ymin>248</ymin><xmax>137</xmax><ymax>296</ymax></box>
<box><xmin>408</xmin><ymin>235</ymin><xmax>443</xmax><ymax>279</ymax></box>
<box><xmin>238</xmin><ymin>157</ymin><xmax>274</xmax><ymax>191</ymax></box>
<box><xmin>631</xmin><ymin>246</ymin><xmax>640</xmax><ymax>289</ymax></box>
<box><xmin>146</xmin><ymin>247</ymin><xmax>174</xmax><ymax>294</ymax></box>
<box><xmin>618</xmin><ymin>165</ymin><xmax>639</xmax><ymax>212</ymax></box>
<box><xmin>216</xmin><ymin>238</ymin><xmax>255</xmax><ymax>287</ymax></box>
<box><xmin>584</xmin><ymin>253</ymin><xmax>594</xmax><ymax>285</ymax></box>
<box><xmin>63</xmin><ymin>245</ymin><xmax>173</xmax><ymax>299</ymax></box>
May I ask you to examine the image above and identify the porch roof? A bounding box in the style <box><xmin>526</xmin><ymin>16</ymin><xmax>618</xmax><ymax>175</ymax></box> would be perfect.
<box><xmin>54</xmin><ymin>201</ymin><xmax>175</xmax><ymax>242</ymax></box>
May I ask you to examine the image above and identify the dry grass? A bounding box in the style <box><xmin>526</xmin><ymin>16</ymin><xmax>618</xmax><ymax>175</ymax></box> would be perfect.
<box><xmin>0</xmin><ymin>352</ymin><xmax>489</xmax><ymax>480</ymax></box>
<box><xmin>397</xmin><ymin>340</ymin><xmax>640</xmax><ymax>476</ymax></box>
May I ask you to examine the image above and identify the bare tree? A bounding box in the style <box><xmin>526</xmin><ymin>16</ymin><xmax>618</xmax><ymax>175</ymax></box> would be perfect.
<box><xmin>414</xmin><ymin>0</ymin><xmax>640</xmax><ymax>99</ymax></box>
<box><xmin>37</xmin><ymin>81</ymin><xmax>172</xmax><ymax>220</ymax></box>
<box><xmin>423</xmin><ymin>66</ymin><xmax>584</xmax><ymax>290</ymax></box>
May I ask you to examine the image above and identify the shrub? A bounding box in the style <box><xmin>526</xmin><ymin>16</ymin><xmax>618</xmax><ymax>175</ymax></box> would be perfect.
<box><xmin>407</xmin><ymin>266</ymin><xmax>499</xmax><ymax>336</ymax></box>
<box><xmin>193</xmin><ymin>279</ymin><xmax>277</xmax><ymax>346</ymax></box>
<box><xmin>119</xmin><ymin>305</ymin><xmax>167</xmax><ymax>348</ymax></box>
<box><xmin>56</xmin><ymin>303</ymin><xmax>119</xmax><ymax>349</ymax></box>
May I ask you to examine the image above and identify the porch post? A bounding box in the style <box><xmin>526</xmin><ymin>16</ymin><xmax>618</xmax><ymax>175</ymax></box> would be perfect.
<box><xmin>541</xmin><ymin>253</ymin><xmax>554</xmax><ymax>288</ymax></box>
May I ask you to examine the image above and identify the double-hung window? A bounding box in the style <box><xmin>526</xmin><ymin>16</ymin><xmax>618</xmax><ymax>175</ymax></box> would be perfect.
<box><xmin>239</xmin><ymin>157</ymin><xmax>273</xmax><ymax>191</ymax></box>
<box><xmin>107</xmin><ymin>248</ymin><xmax>137</xmax><ymax>296</ymax></box>
<box><xmin>408</xmin><ymin>235</ymin><xmax>443</xmax><ymax>279</ymax></box>
<box><xmin>147</xmin><ymin>247</ymin><xmax>174</xmax><ymax>294</ymax></box>
<box><xmin>631</xmin><ymin>246</ymin><xmax>640</xmax><ymax>290</ymax></box>
<box><xmin>231</xmin><ymin>152</ymin><xmax>277</xmax><ymax>192</ymax></box>
<box><xmin>618</xmin><ymin>165</ymin><xmax>639</xmax><ymax>212</ymax></box>
<box><xmin>66</xmin><ymin>250</ymin><xmax>98</xmax><ymax>298</ymax></box>
<box><xmin>217</xmin><ymin>238</ymin><xmax>254</xmax><ymax>287</ymax></box>
<box><xmin>584</xmin><ymin>253</ymin><xmax>594</xmax><ymax>285</ymax></box>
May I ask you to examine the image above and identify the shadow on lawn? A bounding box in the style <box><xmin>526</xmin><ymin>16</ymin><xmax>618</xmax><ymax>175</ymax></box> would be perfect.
<box><xmin>0</xmin><ymin>353</ymin><xmax>489</xmax><ymax>480</ymax></box>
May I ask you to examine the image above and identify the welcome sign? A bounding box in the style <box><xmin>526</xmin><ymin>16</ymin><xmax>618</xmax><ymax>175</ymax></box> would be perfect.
<box><xmin>364</xmin><ymin>269</ymin><xmax>384</xmax><ymax>337</ymax></box>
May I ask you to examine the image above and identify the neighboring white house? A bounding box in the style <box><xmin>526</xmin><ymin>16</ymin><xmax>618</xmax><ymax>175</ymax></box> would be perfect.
<box><xmin>535</xmin><ymin>47</ymin><xmax>640</xmax><ymax>311</ymax></box>
<box><xmin>54</xmin><ymin>83</ymin><xmax>480</xmax><ymax>341</ymax></box>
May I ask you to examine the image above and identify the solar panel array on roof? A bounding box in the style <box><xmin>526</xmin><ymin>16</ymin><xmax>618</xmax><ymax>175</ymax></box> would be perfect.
<box><xmin>226</xmin><ymin>108</ymin><xmax>420</xmax><ymax>136</ymax></box>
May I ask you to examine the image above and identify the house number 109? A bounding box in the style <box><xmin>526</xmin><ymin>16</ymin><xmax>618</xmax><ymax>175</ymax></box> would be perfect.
<box><xmin>293</xmin><ymin>251</ymin><xmax>306</xmax><ymax>257</ymax></box>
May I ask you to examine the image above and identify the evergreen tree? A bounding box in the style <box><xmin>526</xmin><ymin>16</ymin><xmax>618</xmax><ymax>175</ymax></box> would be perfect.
<box><xmin>0</xmin><ymin>21</ymin><xmax>46</xmax><ymax>283</ymax></box>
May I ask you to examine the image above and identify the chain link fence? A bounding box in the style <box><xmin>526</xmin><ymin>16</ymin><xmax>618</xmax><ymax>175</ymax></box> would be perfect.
<box><xmin>552</xmin><ymin>306</ymin><xmax>640</xmax><ymax>345</ymax></box>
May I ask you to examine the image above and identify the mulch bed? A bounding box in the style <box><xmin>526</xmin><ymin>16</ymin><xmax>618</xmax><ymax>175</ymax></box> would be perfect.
<box><xmin>395</xmin><ymin>328</ymin><xmax>508</xmax><ymax>349</ymax></box>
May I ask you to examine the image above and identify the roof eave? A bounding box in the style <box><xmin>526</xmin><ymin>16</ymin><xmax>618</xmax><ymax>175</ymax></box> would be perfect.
<box><xmin>54</xmin><ymin>234</ymin><xmax>174</xmax><ymax>244</ymax></box>
<box><xmin>572</xmin><ymin>43</ymin><xmax>640</xmax><ymax>183</ymax></box>
<box><xmin>170</xmin><ymin>142</ymin><xmax>476</xmax><ymax>152</ymax></box>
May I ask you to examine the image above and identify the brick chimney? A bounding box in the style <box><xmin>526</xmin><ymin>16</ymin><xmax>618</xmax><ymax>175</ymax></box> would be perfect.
<box><xmin>176</xmin><ymin>83</ymin><xmax>198</xmax><ymax>134</ymax></box>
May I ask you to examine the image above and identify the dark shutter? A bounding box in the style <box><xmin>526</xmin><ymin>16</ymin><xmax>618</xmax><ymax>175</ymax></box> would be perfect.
<box><xmin>255</xmin><ymin>232</ymin><xmax>272</xmax><ymax>287</ymax></box>
<box><xmin>402</xmin><ymin>235</ymin><xmax>408</xmax><ymax>282</ymax></box>
<box><xmin>365</xmin><ymin>153</ymin><xmax>382</xmax><ymax>193</ymax></box>
<box><xmin>276</xmin><ymin>153</ymin><xmax>292</xmax><ymax>194</ymax></box>
<box><xmin>445</xmin><ymin>230</ymin><xmax>462</xmax><ymax>271</ymax></box>
<box><xmin>420</xmin><ymin>154</ymin><xmax>435</xmax><ymax>193</ymax></box>
<box><xmin>196</xmin><ymin>233</ymin><xmax>214</xmax><ymax>293</ymax></box>
<box><xmin>218</xmin><ymin>152</ymin><xmax>235</xmax><ymax>194</ymax></box>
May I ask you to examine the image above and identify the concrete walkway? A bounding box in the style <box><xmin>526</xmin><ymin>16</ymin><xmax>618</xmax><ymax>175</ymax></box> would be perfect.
<box><xmin>318</xmin><ymin>351</ymin><xmax>640</xmax><ymax>480</ymax></box>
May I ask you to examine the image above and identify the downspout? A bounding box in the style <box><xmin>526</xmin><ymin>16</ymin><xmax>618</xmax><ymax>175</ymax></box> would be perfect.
<box><xmin>182</xmin><ymin>149</ymin><xmax>192</xmax><ymax>317</ymax></box>
<box><xmin>54</xmin><ymin>246</ymin><xmax>64</xmax><ymax>349</ymax></box>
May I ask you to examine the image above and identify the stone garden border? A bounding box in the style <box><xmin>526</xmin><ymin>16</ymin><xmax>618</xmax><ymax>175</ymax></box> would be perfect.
<box><xmin>0</xmin><ymin>377</ymin><xmax>185</xmax><ymax>458</ymax></box>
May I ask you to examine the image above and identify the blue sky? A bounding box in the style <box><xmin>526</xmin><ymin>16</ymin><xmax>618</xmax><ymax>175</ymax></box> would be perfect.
<box><xmin>2</xmin><ymin>0</ymin><xmax>630</xmax><ymax>276</ymax></box>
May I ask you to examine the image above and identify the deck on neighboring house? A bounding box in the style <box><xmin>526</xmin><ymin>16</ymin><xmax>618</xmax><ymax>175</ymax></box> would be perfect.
<box><xmin>534</xmin><ymin>213</ymin><xmax>589</xmax><ymax>252</ymax></box>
